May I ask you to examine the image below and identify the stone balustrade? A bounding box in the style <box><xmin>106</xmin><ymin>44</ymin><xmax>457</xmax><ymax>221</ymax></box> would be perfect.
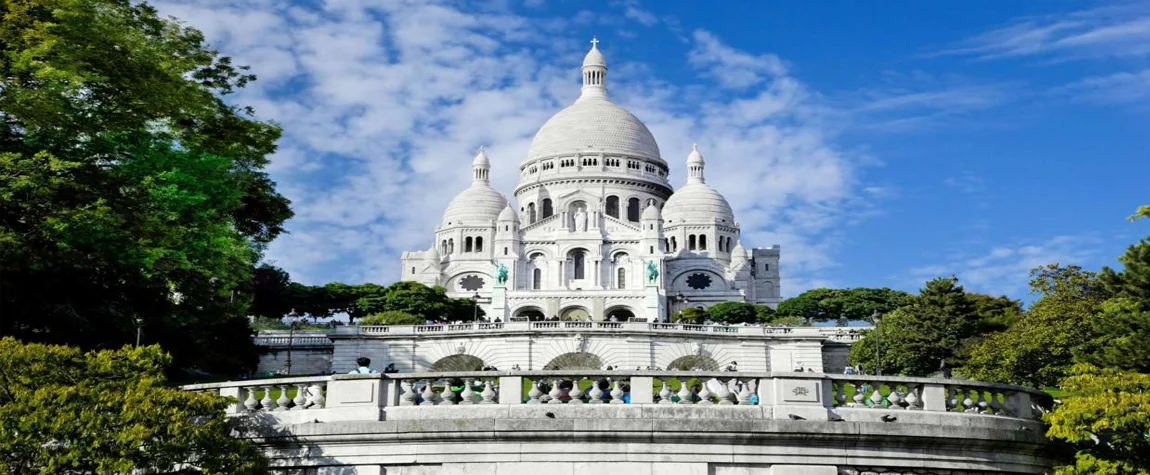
<box><xmin>252</xmin><ymin>333</ymin><xmax>333</xmax><ymax>347</ymax></box>
<box><xmin>341</xmin><ymin>322</ymin><xmax>867</xmax><ymax>341</ymax></box>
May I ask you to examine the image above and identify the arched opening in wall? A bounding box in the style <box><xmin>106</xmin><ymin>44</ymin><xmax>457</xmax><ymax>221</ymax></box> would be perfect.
<box><xmin>667</xmin><ymin>355</ymin><xmax>720</xmax><ymax>371</ymax></box>
<box><xmin>528</xmin><ymin>203</ymin><xmax>537</xmax><ymax>223</ymax></box>
<box><xmin>670</xmin><ymin>236</ymin><xmax>677</xmax><ymax>252</ymax></box>
<box><xmin>560</xmin><ymin>306</ymin><xmax>591</xmax><ymax>321</ymax></box>
<box><xmin>475</xmin><ymin>236</ymin><xmax>483</xmax><ymax>252</ymax></box>
<box><xmin>532</xmin><ymin>268</ymin><xmax>542</xmax><ymax>290</ymax></box>
<box><xmin>441</xmin><ymin>240</ymin><xmax>448</xmax><ymax>254</ymax></box>
<box><xmin>430</xmin><ymin>354</ymin><xmax>485</xmax><ymax>372</ymax></box>
<box><xmin>605</xmin><ymin>306</ymin><xmax>635</xmax><ymax>321</ymax></box>
<box><xmin>465</xmin><ymin>237</ymin><xmax>473</xmax><ymax>253</ymax></box>
<box><xmin>513</xmin><ymin>306</ymin><xmax>546</xmax><ymax>322</ymax></box>
<box><xmin>605</xmin><ymin>196</ymin><xmax>619</xmax><ymax>218</ymax></box>
<box><xmin>568</xmin><ymin>200</ymin><xmax>588</xmax><ymax>231</ymax></box>
<box><xmin>699</xmin><ymin>235</ymin><xmax>707</xmax><ymax>251</ymax></box>
<box><xmin>448</xmin><ymin>238</ymin><xmax>455</xmax><ymax>254</ymax></box>
<box><xmin>617</xmin><ymin>267</ymin><xmax>626</xmax><ymax>289</ymax></box>
<box><xmin>568</xmin><ymin>249</ymin><xmax>586</xmax><ymax>280</ymax></box>
<box><xmin>541</xmin><ymin>198</ymin><xmax>553</xmax><ymax>219</ymax></box>
<box><xmin>544</xmin><ymin>352</ymin><xmax>604</xmax><ymax>370</ymax></box>
<box><xmin>627</xmin><ymin>197</ymin><xmax>640</xmax><ymax>222</ymax></box>
<box><xmin>688</xmin><ymin>235</ymin><xmax>697</xmax><ymax>251</ymax></box>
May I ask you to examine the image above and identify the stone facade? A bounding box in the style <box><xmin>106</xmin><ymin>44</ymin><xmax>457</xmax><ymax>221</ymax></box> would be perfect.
<box><xmin>400</xmin><ymin>40</ymin><xmax>780</xmax><ymax>323</ymax></box>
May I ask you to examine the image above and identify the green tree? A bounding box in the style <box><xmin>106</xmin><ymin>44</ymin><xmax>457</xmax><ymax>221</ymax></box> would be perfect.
<box><xmin>1082</xmin><ymin>298</ymin><xmax>1150</xmax><ymax>374</ymax></box>
<box><xmin>967</xmin><ymin>292</ymin><xmax>1024</xmax><ymax>333</ymax></box>
<box><xmin>848</xmin><ymin>277</ymin><xmax>981</xmax><ymax>376</ymax></box>
<box><xmin>1045</xmin><ymin>364</ymin><xmax>1150</xmax><ymax>475</ymax></box>
<box><xmin>776</xmin><ymin>287</ymin><xmax>911</xmax><ymax>323</ymax></box>
<box><xmin>0</xmin><ymin>338</ymin><xmax>268</xmax><ymax>474</ymax></box>
<box><xmin>0</xmin><ymin>0</ymin><xmax>291</xmax><ymax>375</ymax></box>
<box><xmin>963</xmin><ymin>265</ymin><xmax>1111</xmax><ymax>387</ymax></box>
<box><xmin>676</xmin><ymin>307</ymin><xmax>708</xmax><ymax>324</ymax></box>
<box><xmin>360</xmin><ymin>311</ymin><xmax>423</xmax><ymax>326</ymax></box>
<box><xmin>706</xmin><ymin>302</ymin><xmax>759</xmax><ymax>324</ymax></box>
<box><xmin>776</xmin><ymin>288</ymin><xmax>838</xmax><ymax>322</ymax></box>
<box><xmin>249</xmin><ymin>264</ymin><xmax>293</xmax><ymax>320</ymax></box>
<box><xmin>754</xmin><ymin>304</ymin><xmax>776</xmax><ymax>323</ymax></box>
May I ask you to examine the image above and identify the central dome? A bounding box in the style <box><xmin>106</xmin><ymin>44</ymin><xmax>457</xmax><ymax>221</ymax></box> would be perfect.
<box><xmin>525</xmin><ymin>95</ymin><xmax>662</xmax><ymax>163</ymax></box>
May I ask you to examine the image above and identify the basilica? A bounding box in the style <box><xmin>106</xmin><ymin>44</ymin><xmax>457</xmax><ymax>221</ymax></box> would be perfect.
<box><xmin>400</xmin><ymin>40</ymin><xmax>780</xmax><ymax>322</ymax></box>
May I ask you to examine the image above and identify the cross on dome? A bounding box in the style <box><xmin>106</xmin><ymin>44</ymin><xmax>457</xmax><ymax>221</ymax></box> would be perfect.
<box><xmin>590</xmin><ymin>37</ymin><xmax>599</xmax><ymax>48</ymax></box>
<box><xmin>581</xmin><ymin>37</ymin><xmax>608</xmax><ymax>97</ymax></box>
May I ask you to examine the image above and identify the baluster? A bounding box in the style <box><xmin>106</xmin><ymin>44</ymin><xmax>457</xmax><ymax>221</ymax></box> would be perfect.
<box><xmin>887</xmin><ymin>386</ymin><xmax>903</xmax><ymax>410</ymax></box>
<box><xmin>717</xmin><ymin>379</ymin><xmax>734</xmax><ymax>405</ymax></box>
<box><xmin>852</xmin><ymin>381</ymin><xmax>866</xmax><ymax>407</ymax></box>
<box><xmin>698</xmin><ymin>383</ymin><xmax>713</xmax><ymax>405</ymax></box>
<box><xmin>609</xmin><ymin>381</ymin><xmax>625</xmax><ymax>404</ymax></box>
<box><xmin>736</xmin><ymin>380</ymin><xmax>753</xmax><ymax>406</ymax></box>
<box><xmin>276</xmin><ymin>384</ymin><xmax>292</xmax><ymax>410</ymax></box>
<box><xmin>480</xmin><ymin>379</ymin><xmax>497</xmax><ymax>404</ymax></box>
<box><xmin>904</xmin><ymin>385</ymin><xmax>921</xmax><ymax>410</ymax></box>
<box><xmin>569</xmin><ymin>379</ymin><xmax>585</xmax><ymax>405</ymax></box>
<box><xmin>260</xmin><ymin>386</ymin><xmax>277</xmax><ymax>411</ymax></box>
<box><xmin>244</xmin><ymin>387</ymin><xmax>260</xmax><ymax>411</ymax></box>
<box><xmin>946</xmin><ymin>386</ymin><xmax>958</xmax><ymax>412</ymax></box>
<box><xmin>989</xmin><ymin>390</ymin><xmax>1004</xmax><ymax>415</ymax></box>
<box><xmin>548</xmin><ymin>379</ymin><xmax>565</xmax><ymax>405</ymax></box>
<box><xmin>440</xmin><ymin>382</ymin><xmax>456</xmax><ymax>405</ymax></box>
<box><xmin>677</xmin><ymin>380</ymin><xmax>694</xmax><ymax>405</ymax></box>
<box><xmin>420</xmin><ymin>381</ymin><xmax>436</xmax><ymax>406</ymax></box>
<box><xmin>309</xmin><ymin>383</ymin><xmax>326</xmax><ymax>408</ymax></box>
<box><xmin>460</xmin><ymin>378</ymin><xmax>476</xmax><ymax>405</ymax></box>
<box><xmin>527</xmin><ymin>380</ymin><xmax>544</xmax><ymax>404</ymax></box>
<box><xmin>978</xmin><ymin>390</ymin><xmax>992</xmax><ymax>414</ymax></box>
<box><xmin>963</xmin><ymin>388</ymin><xmax>976</xmax><ymax>413</ymax></box>
<box><xmin>292</xmin><ymin>383</ymin><xmax>309</xmax><ymax>410</ymax></box>
<box><xmin>659</xmin><ymin>381</ymin><xmax>673</xmax><ymax>405</ymax></box>
<box><xmin>588</xmin><ymin>380</ymin><xmax>605</xmax><ymax>404</ymax></box>
<box><xmin>835</xmin><ymin>381</ymin><xmax>847</xmax><ymax>407</ymax></box>
<box><xmin>400</xmin><ymin>380</ymin><xmax>417</xmax><ymax>406</ymax></box>
<box><xmin>869</xmin><ymin>386</ymin><xmax>883</xmax><ymax>408</ymax></box>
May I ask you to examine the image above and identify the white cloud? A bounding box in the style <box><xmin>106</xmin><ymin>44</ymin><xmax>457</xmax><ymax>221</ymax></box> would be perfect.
<box><xmin>154</xmin><ymin>0</ymin><xmax>870</xmax><ymax>295</ymax></box>
<box><xmin>1051</xmin><ymin>68</ymin><xmax>1150</xmax><ymax>104</ymax></box>
<box><xmin>907</xmin><ymin>235</ymin><xmax>1104</xmax><ymax>297</ymax></box>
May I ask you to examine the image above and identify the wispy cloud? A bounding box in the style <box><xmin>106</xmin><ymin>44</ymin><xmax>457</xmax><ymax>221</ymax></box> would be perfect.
<box><xmin>843</xmin><ymin>72</ymin><xmax>1015</xmax><ymax>132</ymax></box>
<box><xmin>907</xmin><ymin>234</ymin><xmax>1104</xmax><ymax>297</ymax></box>
<box><xmin>935</xmin><ymin>4</ymin><xmax>1150</xmax><ymax>61</ymax></box>
<box><xmin>1051</xmin><ymin>68</ymin><xmax>1150</xmax><ymax>104</ymax></box>
<box><xmin>154</xmin><ymin>0</ymin><xmax>872</xmax><ymax>295</ymax></box>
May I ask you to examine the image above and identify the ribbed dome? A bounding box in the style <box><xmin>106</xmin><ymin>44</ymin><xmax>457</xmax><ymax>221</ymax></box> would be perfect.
<box><xmin>663</xmin><ymin>183</ymin><xmax>735</xmax><ymax>226</ymax></box>
<box><xmin>525</xmin><ymin>96</ymin><xmax>662</xmax><ymax>163</ymax></box>
<box><xmin>441</xmin><ymin>184</ymin><xmax>507</xmax><ymax>227</ymax></box>
<box><xmin>641</xmin><ymin>202</ymin><xmax>661</xmax><ymax>221</ymax></box>
<box><xmin>497</xmin><ymin>204</ymin><xmax>518</xmax><ymax>222</ymax></box>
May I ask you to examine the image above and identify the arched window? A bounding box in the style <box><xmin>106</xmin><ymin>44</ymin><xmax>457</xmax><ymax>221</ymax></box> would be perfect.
<box><xmin>689</xmin><ymin>235</ymin><xmax>697</xmax><ymax>251</ymax></box>
<box><xmin>448</xmin><ymin>238</ymin><xmax>454</xmax><ymax>254</ymax></box>
<box><xmin>617</xmin><ymin>267</ymin><xmax>626</xmax><ymax>289</ymax></box>
<box><xmin>627</xmin><ymin>198</ymin><xmax>640</xmax><ymax>222</ymax></box>
<box><xmin>573</xmin><ymin>251</ymin><xmax>585</xmax><ymax>280</ymax></box>
<box><xmin>533</xmin><ymin>268</ymin><xmax>542</xmax><ymax>290</ymax></box>
<box><xmin>441</xmin><ymin>240</ymin><xmax>447</xmax><ymax>254</ymax></box>
<box><xmin>542</xmin><ymin>198</ymin><xmax>553</xmax><ymax>219</ymax></box>
<box><xmin>671</xmin><ymin>236</ymin><xmax>677</xmax><ymax>252</ymax></box>
<box><xmin>528</xmin><ymin>203</ymin><xmax>537</xmax><ymax>223</ymax></box>
<box><xmin>699</xmin><ymin>235</ymin><xmax>707</xmax><ymax>251</ymax></box>
<box><xmin>605</xmin><ymin>196</ymin><xmax>619</xmax><ymax>218</ymax></box>
<box><xmin>464</xmin><ymin>237</ymin><xmax>473</xmax><ymax>253</ymax></box>
<box><xmin>475</xmin><ymin>236</ymin><xmax>483</xmax><ymax>252</ymax></box>
<box><xmin>503</xmin><ymin>247</ymin><xmax>508</xmax><ymax>256</ymax></box>
<box><xmin>411</xmin><ymin>267</ymin><xmax>415</xmax><ymax>275</ymax></box>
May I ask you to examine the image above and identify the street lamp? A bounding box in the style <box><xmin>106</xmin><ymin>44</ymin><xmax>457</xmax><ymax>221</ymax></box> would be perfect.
<box><xmin>134</xmin><ymin>317</ymin><xmax>143</xmax><ymax>348</ymax></box>
<box><xmin>872</xmin><ymin>310</ymin><xmax>882</xmax><ymax>376</ymax></box>
<box><xmin>671</xmin><ymin>292</ymin><xmax>689</xmax><ymax>323</ymax></box>
<box><xmin>472</xmin><ymin>292</ymin><xmax>481</xmax><ymax>324</ymax></box>
<box><xmin>285</xmin><ymin>309</ymin><xmax>301</xmax><ymax>376</ymax></box>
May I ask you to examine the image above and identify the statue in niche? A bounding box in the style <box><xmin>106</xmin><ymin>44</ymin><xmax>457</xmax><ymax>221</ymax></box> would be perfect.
<box><xmin>645</xmin><ymin>260</ymin><xmax>659</xmax><ymax>283</ymax></box>
<box><xmin>493</xmin><ymin>262</ymin><xmax>509</xmax><ymax>286</ymax></box>
<box><xmin>572</xmin><ymin>207</ymin><xmax>587</xmax><ymax>232</ymax></box>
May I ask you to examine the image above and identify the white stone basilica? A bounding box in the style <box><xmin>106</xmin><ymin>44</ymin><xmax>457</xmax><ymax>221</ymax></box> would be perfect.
<box><xmin>400</xmin><ymin>40</ymin><xmax>780</xmax><ymax>322</ymax></box>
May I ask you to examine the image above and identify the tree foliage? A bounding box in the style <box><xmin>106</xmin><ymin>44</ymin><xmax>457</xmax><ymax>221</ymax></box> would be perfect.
<box><xmin>963</xmin><ymin>265</ymin><xmax>1112</xmax><ymax>388</ymax></box>
<box><xmin>676</xmin><ymin>307</ymin><xmax>708</xmax><ymax>324</ymax></box>
<box><xmin>0</xmin><ymin>338</ymin><xmax>268</xmax><ymax>474</ymax></box>
<box><xmin>1046</xmin><ymin>364</ymin><xmax>1150</xmax><ymax>475</ymax></box>
<box><xmin>360</xmin><ymin>311</ymin><xmax>423</xmax><ymax>326</ymax></box>
<box><xmin>777</xmin><ymin>287</ymin><xmax>912</xmax><ymax>323</ymax></box>
<box><xmin>706</xmin><ymin>302</ymin><xmax>759</xmax><ymax>324</ymax></box>
<box><xmin>0</xmin><ymin>0</ymin><xmax>291</xmax><ymax>376</ymax></box>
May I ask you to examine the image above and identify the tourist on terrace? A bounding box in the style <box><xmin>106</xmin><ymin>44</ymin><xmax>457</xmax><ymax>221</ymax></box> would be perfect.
<box><xmin>384</xmin><ymin>363</ymin><xmax>398</xmax><ymax>374</ymax></box>
<box><xmin>793</xmin><ymin>361</ymin><xmax>804</xmax><ymax>372</ymax></box>
<box><xmin>349</xmin><ymin>357</ymin><xmax>378</xmax><ymax>374</ymax></box>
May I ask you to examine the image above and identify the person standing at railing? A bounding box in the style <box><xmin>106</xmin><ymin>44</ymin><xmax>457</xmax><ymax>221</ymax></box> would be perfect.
<box><xmin>384</xmin><ymin>363</ymin><xmax>398</xmax><ymax>374</ymax></box>
<box><xmin>349</xmin><ymin>357</ymin><xmax>378</xmax><ymax>374</ymax></box>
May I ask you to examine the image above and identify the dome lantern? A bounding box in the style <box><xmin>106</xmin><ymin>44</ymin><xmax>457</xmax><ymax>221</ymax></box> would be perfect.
<box><xmin>687</xmin><ymin>144</ymin><xmax>705</xmax><ymax>184</ymax></box>
<box><xmin>581</xmin><ymin>37</ymin><xmax>608</xmax><ymax>100</ymax></box>
<box><xmin>472</xmin><ymin>146</ymin><xmax>491</xmax><ymax>184</ymax></box>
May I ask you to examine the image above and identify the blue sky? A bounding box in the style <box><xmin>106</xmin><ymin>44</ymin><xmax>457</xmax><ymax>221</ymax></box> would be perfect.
<box><xmin>156</xmin><ymin>0</ymin><xmax>1150</xmax><ymax>301</ymax></box>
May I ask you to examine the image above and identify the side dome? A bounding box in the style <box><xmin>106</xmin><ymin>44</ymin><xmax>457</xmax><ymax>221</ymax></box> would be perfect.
<box><xmin>497</xmin><ymin>204</ymin><xmax>518</xmax><ymax>222</ymax></box>
<box><xmin>441</xmin><ymin>185</ymin><xmax>508</xmax><ymax>227</ymax></box>
<box><xmin>525</xmin><ymin>96</ymin><xmax>662</xmax><ymax>163</ymax></box>
<box><xmin>641</xmin><ymin>202</ymin><xmax>661</xmax><ymax>221</ymax></box>
<box><xmin>662</xmin><ymin>183</ymin><xmax>735</xmax><ymax>226</ymax></box>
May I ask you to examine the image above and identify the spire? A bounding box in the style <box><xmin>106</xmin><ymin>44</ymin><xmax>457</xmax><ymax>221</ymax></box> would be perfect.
<box><xmin>472</xmin><ymin>146</ymin><xmax>490</xmax><ymax>184</ymax></box>
<box><xmin>687</xmin><ymin>144</ymin><xmax>705</xmax><ymax>184</ymax></box>
<box><xmin>580</xmin><ymin>37</ymin><xmax>608</xmax><ymax>99</ymax></box>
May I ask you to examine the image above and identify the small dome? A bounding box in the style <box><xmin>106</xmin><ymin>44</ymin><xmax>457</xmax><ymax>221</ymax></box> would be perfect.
<box><xmin>641</xmin><ymin>202</ymin><xmax>661</xmax><ymax>221</ymax></box>
<box><xmin>425</xmin><ymin>245</ymin><xmax>440</xmax><ymax>261</ymax></box>
<box><xmin>472</xmin><ymin>146</ymin><xmax>490</xmax><ymax>166</ymax></box>
<box><xmin>526</xmin><ymin>96</ymin><xmax>662</xmax><ymax>162</ymax></box>
<box><xmin>687</xmin><ymin>144</ymin><xmax>704</xmax><ymax>165</ymax></box>
<box><xmin>497</xmin><ymin>204</ymin><xmax>518</xmax><ymax>222</ymax></box>
<box><xmin>731</xmin><ymin>241</ymin><xmax>747</xmax><ymax>260</ymax></box>
<box><xmin>663</xmin><ymin>183</ymin><xmax>735</xmax><ymax>226</ymax></box>
<box><xmin>442</xmin><ymin>184</ymin><xmax>507</xmax><ymax>227</ymax></box>
<box><xmin>583</xmin><ymin>41</ymin><xmax>606</xmax><ymax>68</ymax></box>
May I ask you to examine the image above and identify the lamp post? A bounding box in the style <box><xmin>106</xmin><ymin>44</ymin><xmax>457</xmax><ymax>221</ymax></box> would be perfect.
<box><xmin>285</xmin><ymin>309</ymin><xmax>300</xmax><ymax>376</ymax></box>
<box><xmin>472</xmin><ymin>292</ymin><xmax>481</xmax><ymax>324</ymax></box>
<box><xmin>872</xmin><ymin>310</ymin><xmax>882</xmax><ymax>376</ymax></box>
<box><xmin>134</xmin><ymin>317</ymin><xmax>143</xmax><ymax>348</ymax></box>
<box><xmin>672</xmin><ymin>291</ymin><xmax>689</xmax><ymax>323</ymax></box>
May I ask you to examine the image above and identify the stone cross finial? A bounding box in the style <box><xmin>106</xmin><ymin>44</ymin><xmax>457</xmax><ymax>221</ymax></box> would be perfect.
<box><xmin>590</xmin><ymin>37</ymin><xmax>599</xmax><ymax>48</ymax></box>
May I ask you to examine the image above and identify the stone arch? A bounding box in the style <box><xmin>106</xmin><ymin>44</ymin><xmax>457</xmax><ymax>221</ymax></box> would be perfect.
<box><xmin>605</xmin><ymin>195</ymin><xmax>620</xmax><ymax>218</ymax></box>
<box><xmin>604</xmin><ymin>305</ymin><xmax>637</xmax><ymax>322</ymax></box>
<box><xmin>667</xmin><ymin>354</ymin><xmax>720</xmax><ymax>371</ymax></box>
<box><xmin>560</xmin><ymin>306</ymin><xmax>591</xmax><ymax>321</ymax></box>
<box><xmin>544</xmin><ymin>352</ymin><xmax>604</xmax><ymax>370</ymax></box>
<box><xmin>513</xmin><ymin>305</ymin><xmax>546</xmax><ymax>321</ymax></box>
<box><xmin>430</xmin><ymin>354</ymin><xmax>485</xmax><ymax>372</ymax></box>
